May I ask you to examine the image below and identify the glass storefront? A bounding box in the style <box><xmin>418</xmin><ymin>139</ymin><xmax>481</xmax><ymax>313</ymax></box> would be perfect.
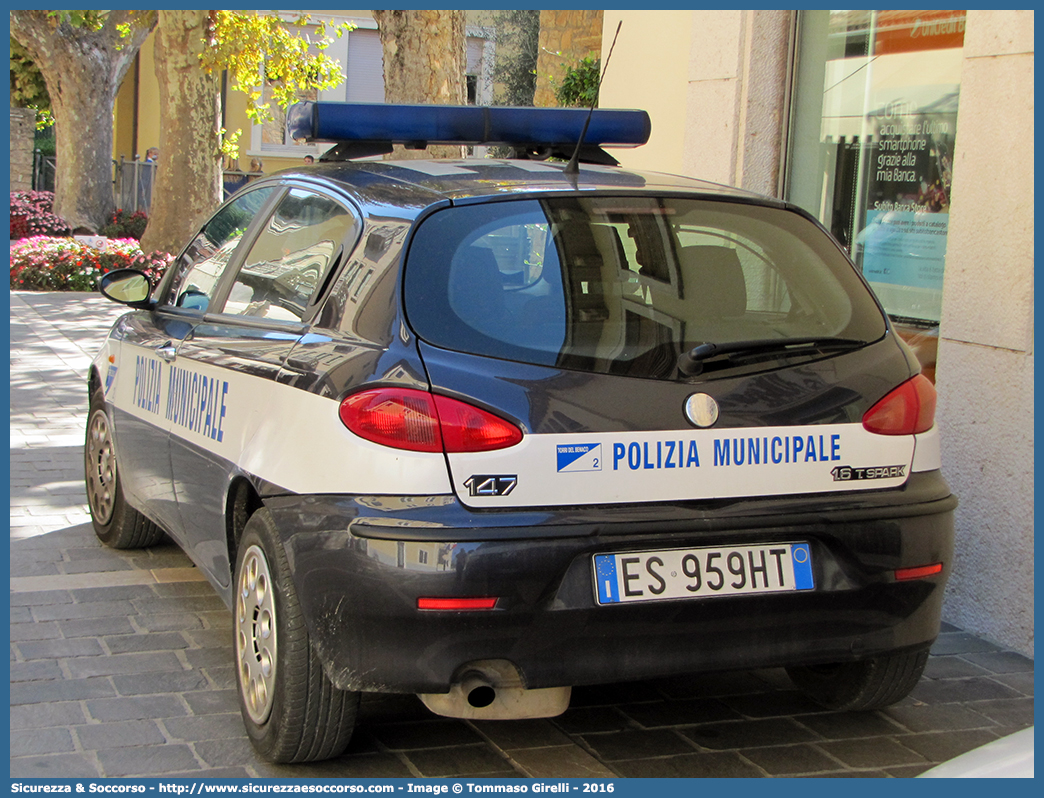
<box><xmin>787</xmin><ymin>10</ymin><xmax>965</xmax><ymax>335</ymax></box>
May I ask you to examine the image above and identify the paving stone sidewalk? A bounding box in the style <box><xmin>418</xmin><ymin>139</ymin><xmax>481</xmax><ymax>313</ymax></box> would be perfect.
<box><xmin>9</xmin><ymin>291</ymin><xmax>1034</xmax><ymax>779</ymax></box>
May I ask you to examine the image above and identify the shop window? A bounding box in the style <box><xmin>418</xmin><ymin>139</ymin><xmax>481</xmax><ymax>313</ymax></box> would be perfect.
<box><xmin>787</xmin><ymin>9</ymin><xmax>965</xmax><ymax>336</ymax></box>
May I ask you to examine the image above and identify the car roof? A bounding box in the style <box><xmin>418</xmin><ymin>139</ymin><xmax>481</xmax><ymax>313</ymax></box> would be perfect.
<box><xmin>265</xmin><ymin>159</ymin><xmax>787</xmax><ymax>219</ymax></box>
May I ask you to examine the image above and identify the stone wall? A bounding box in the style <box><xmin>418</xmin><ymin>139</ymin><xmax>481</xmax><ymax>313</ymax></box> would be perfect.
<box><xmin>10</xmin><ymin>107</ymin><xmax>36</xmax><ymax>193</ymax></box>
<box><xmin>534</xmin><ymin>10</ymin><xmax>603</xmax><ymax>107</ymax></box>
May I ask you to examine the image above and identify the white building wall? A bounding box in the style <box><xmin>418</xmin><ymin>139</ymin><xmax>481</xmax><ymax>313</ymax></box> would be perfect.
<box><xmin>597</xmin><ymin>11</ymin><xmax>692</xmax><ymax>176</ymax></box>
<box><xmin>935</xmin><ymin>9</ymin><xmax>1034</xmax><ymax>656</ymax></box>
<box><xmin>600</xmin><ymin>11</ymin><xmax>790</xmax><ymax>196</ymax></box>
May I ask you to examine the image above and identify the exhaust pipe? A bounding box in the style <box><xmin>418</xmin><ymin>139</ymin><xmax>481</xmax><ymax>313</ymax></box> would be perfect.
<box><xmin>419</xmin><ymin>660</ymin><xmax>571</xmax><ymax>720</ymax></box>
<box><xmin>461</xmin><ymin>675</ymin><xmax>497</xmax><ymax>709</ymax></box>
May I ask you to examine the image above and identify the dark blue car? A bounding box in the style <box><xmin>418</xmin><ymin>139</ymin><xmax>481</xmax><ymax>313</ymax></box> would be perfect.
<box><xmin>86</xmin><ymin>102</ymin><xmax>955</xmax><ymax>763</ymax></box>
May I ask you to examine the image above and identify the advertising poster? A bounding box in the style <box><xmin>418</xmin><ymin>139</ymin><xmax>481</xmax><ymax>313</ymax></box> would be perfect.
<box><xmin>848</xmin><ymin>10</ymin><xmax>964</xmax><ymax>324</ymax></box>
<box><xmin>857</xmin><ymin>107</ymin><xmax>956</xmax><ymax>300</ymax></box>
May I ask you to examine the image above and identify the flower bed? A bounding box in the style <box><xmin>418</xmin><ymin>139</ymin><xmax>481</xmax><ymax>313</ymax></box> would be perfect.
<box><xmin>10</xmin><ymin>236</ymin><xmax>172</xmax><ymax>292</ymax></box>
<box><xmin>10</xmin><ymin>191</ymin><xmax>72</xmax><ymax>239</ymax></box>
<box><xmin>101</xmin><ymin>208</ymin><xmax>149</xmax><ymax>241</ymax></box>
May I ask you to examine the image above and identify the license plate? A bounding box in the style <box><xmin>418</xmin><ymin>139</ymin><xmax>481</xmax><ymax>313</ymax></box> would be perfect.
<box><xmin>593</xmin><ymin>542</ymin><xmax>814</xmax><ymax>605</ymax></box>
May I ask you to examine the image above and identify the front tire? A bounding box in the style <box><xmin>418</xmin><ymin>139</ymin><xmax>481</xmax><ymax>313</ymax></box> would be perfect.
<box><xmin>234</xmin><ymin>508</ymin><xmax>359</xmax><ymax>763</ymax></box>
<box><xmin>85</xmin><ymin>389</ymin><xmax>164</xmax><ymax>549</ymax></box>
<box><xmin>786</xmin><ymin>649</ymin><xmax>929</xmax><ymax>711</ymax></box>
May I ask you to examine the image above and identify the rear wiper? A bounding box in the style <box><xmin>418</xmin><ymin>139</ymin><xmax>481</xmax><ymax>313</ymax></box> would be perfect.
<box><xmin>678</xmin><ymin>337</ymin><xmax>866</xmax><ymax>376</ymax></box>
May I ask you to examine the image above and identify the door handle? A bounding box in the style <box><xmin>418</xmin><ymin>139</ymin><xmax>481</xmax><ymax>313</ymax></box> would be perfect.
<box><xmin>155</xmin><ymin>345</ymin><xmax>177</xmax><ymax>363</ymax></box>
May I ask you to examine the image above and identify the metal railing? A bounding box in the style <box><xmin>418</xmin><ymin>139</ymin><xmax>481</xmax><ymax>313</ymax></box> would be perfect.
<box><xmin>115</xmin><ymin>157</ymin><xmax>158</xmax><ymax>214</ymax></box>
<box><xmin>31</xmin><ymin>152</ymin><xmax>56</xmax><ymax>193</ymax></box>
<box><xmin>31</xmin><ymin>156</ymin><xmax>261</xmax><ymax>213</ymax></box>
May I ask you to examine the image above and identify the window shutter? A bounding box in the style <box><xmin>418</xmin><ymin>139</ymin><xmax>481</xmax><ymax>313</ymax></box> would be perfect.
<box><xmin>466</xmin><ymin>37</ymin><xmax>484</xmax><ymax>75</ymax></box>
<box><xmin>346</xmin><ymin>29</ymin><xmax>385</xmax><ymax>103</ymax></box>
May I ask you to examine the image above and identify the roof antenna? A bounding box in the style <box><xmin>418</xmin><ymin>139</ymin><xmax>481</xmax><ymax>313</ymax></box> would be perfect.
<box><xmin>563</xmin><ymin>20</ymin><xmax>623</xmax><ymax>177</ymax></box>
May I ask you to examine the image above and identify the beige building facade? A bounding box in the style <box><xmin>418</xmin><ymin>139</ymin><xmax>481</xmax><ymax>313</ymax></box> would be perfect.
<box><xmin>600</xmin><ymin>10</ymin><xmax>1034</xmax><ymax>657</ymax></box>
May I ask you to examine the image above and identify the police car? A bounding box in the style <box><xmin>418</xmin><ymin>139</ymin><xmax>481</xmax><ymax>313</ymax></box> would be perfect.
<box><xmin>86</xmin><ymin>101</ymin><xmax>956</xmax><ymax>763</ymax></box>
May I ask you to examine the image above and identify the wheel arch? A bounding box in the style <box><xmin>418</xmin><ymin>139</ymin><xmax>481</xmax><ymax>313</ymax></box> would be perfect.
<box><xmin>87</xmin><ymin>365</ymin><xmax>102</xmax><ymax>397</ymax></box>
<box><xmin>226</xmin><ymin>475</ymin><xmax>265</xmax><ymax>585</ymax></box>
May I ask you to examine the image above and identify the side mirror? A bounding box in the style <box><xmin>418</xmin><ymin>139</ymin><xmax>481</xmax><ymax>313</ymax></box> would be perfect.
<box><xmin>99</xmin><ymin>268</ymin><xmax>153</xmax><ymax>308</ymax></box>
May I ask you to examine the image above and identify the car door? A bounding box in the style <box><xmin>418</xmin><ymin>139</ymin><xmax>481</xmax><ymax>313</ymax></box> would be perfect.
<box><xmin>103</xmin><ymin>310</ymin><xmax>191</xmax><ymax>537</ymax></box>
<box><xmin>104</xmin><ymin>186</ymin><xmax>280</xmax><ymax>537</ymax></box>
<box><xmin>166</xmin><ymin>185</ymin><xmax>362</xmax><ymax>589</ymax></box>
<box><xmin>121</xmin><ymin>186</ymin><xmax>282</xmax><ymax>544</ymax></box>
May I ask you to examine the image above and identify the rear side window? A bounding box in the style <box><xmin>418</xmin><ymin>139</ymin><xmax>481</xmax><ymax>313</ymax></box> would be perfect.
<box><xmin>404</xmin><ymin>197</ymin><xmax>887</xmax><ymax>380</ymax></box>
<box><xmin>222</xmin><ymin>189</ymin><xmax>359</xmax><ymax>322</ymax></box>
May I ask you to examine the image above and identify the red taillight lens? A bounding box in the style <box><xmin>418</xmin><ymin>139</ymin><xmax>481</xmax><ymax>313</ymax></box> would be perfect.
<box><xmin>433</xmin><ymin>394</ymin><xmax>523</xmax><ymax>452</ymax></box>
<box><xmin>862</xmin><ymin>374</ymin><xmax>937</xmax><ymax>435</ymax></box>
<box><xmin>339</xmin><ymin>388</ymin><xmax>522</xmax><ymax>453</ymax></box>
<box><xmin>339</xmin><ymin>388</ymin><xmax>442</xmax><ymax>452</ymax></box>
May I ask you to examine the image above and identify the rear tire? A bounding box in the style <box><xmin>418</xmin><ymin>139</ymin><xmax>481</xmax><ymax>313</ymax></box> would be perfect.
<box><xmin>85</xmin><ymin>389</ymin><xmax>165</xmax><ymax>549</ymax></box>
<box><xmin>786</xmin><ymin>649</ymin><xmax>929</xmax><ymax>711</ymax></box>
<box><xmin>234</xmin><ymin>508</ymin><xmax>359</xmax><ymax>763</ymax></box>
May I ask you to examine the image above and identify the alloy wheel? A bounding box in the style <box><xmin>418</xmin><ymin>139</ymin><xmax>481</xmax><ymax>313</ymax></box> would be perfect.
<box><xmin>236</xmin><ymin>544</ymin><xmax>279</xmax><ymax>724</ymax></box>
<box><xmin>85</xmin><ymin>409</ymin><xmax>117</xmax><ymax>525</ymax></box>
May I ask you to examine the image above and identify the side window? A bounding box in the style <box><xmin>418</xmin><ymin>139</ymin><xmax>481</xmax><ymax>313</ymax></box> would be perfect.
<box><xmin>160</xmin><ymin>187</ymin><xmax>277</xmax><ymax>312</ymax></box>
<box><xmin>222</xmin><ymin>189</ymin><xmax>360</xmax><ymax>322</ymax></box>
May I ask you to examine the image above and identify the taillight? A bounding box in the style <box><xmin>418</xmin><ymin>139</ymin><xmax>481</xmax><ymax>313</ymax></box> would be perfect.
<box><xmin>862</xmin><ymin>374</ymin><xmax>937</xmax><ymax>435</ymax></box>
<box><xmin>432</xmin><ymin>394</ymin><xmax>523</xmax><ymax>452</ymax></box>
<box><xmin>339</xmin><ymin>388</ymin><xmax>442</xmax><ymax>452</ymax></box>
<box><xmin>339</xmin><ymin>388</ymin><xmax>522</xmax><ymax>453</ymax></box>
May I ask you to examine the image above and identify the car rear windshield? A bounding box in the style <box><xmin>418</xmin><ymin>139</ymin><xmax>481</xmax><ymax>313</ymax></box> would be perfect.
<box><xmin>403</xmin><ymin>196</ymin><xmax>887</xmax><ymax>380</ymax></box>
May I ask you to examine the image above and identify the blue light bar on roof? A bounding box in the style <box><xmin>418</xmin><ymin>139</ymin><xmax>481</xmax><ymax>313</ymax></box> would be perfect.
<box><xmin>286</xmin><ymin>101</ymin><xmax>651</xmax><ymax>149</ymax></box>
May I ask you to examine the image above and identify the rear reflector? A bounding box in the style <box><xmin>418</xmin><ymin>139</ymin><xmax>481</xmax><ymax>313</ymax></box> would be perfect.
<box><xmin>417</xmin><ymin>597</ymin><xmax>498</xmax><ymax>611</ymax></box>
<box><xmin>895</xmin><ymin>562</ymin><xmax>944</xmax><ymax>581</ymax></box>
<box><xmin>862</xmin><ymin>374</ymin><xmax>937</xmax><ymax>435</ymax></box>
<box><xmin>339</xmin><ymin>387</ymin><xmax>522</xmax><ymax>453</ymax></box>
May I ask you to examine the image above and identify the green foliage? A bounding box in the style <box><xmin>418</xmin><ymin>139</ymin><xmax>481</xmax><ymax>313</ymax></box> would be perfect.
<box><xmin>204</xmin><ymin>10</ymin><xmax>353</xmax><ymax>157</ymax></box>
<box><xmin>491</xmin><ymin>10</ymin><xmax>540</xmax><ymax>107</ymax></box>
<box><xmin>47</xmin><ymin>10</ymin><xmax>108</xmax><ymax>31</ymax></box>
<box><xmin>34</xmin><ymin>129</ymin><xmax>56</xmax><ymax>156</ymax></box>
<box><xmin>9</xmin><ymin>38</ymin><xmax>54</xmax><ymax>129</ymax></box>
<box><xmin>552</xmin><ymin>54</ymin><xmax>601</xmax><ymax>108</ymax></box>
<box><xmin>10</xmin><ymin>236</ymin><xmax>172</xmax><ymax>292</ymax></box>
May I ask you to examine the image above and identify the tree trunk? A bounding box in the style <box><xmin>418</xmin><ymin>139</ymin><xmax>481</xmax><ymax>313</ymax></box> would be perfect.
<box><xmin>139</xmin><ymin>10</ymin><xmax>223</xmax><ymax>256</ymax></box>
<box><xmin>372</xmin><ymin>10</ymin><xmax>466</xmax><ymax>159</ymax></box>
<box><xmin>10</xmin><ymin>11</ymin><xmax>155</xmax><ymax>234</ymax></box>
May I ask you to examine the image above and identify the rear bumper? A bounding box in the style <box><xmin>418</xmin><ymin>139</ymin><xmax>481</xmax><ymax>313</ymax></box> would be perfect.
<box><xmin>264</xmin><ymin>472</ymin><xmax>956</xmax><ymax>694</ymax></box>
